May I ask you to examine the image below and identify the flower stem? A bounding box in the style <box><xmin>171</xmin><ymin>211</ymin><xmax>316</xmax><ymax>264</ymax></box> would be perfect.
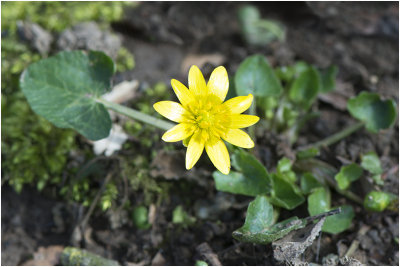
<box><xmin>98</xmin><ymin>98</ymin><xmax>175</xmax><ymax>131</ymax></box>
<box><xmin>298</xmin><ymin>121</ymin><xmax>365</xmax><ymax>150</ymax></box>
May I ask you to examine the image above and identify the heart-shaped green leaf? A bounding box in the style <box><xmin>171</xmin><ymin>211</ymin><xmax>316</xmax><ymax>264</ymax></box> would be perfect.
<box><xmin>335</xmin><ymin>163</ymin><xmax>363</xmax><ymax>190</ymax></box>
<box><xmin>20</xmin><ymin>50</ymin><xmax>115</xmax><ymax>140</ymax></box>
<box><xmin>235</xmin><ymin>55</ymin><xmax>283</xmax><ymax>97</ymax></box>
<box><xmin>270</xmin><ymin>174</ymin><xmax>305</xmax><ymax>210</ymax></box>
<box><xmin>289</xmin><ymin>66</ymin><xmax>321</xmax><ymax>109</ymax></box>
<box><xmin>232</xmin><ymin>196</ymin><xmax>306</xmax><ymax>244</ymax></box>
<box><xmin>347</xmin><ymin>92</ymin><xmax>397</xmax><ymax>133</ymax></box>
<box><xmin>319</xmin><ymin>65</ymin><xmax>338</xmax><ymax>93</ymax></box>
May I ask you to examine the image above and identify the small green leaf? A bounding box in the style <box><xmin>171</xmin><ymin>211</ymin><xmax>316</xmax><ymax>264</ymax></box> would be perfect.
<box><xmin>289</xmin><ymin>66</ymin><xmax>321</xmax><ymax>109</ymax></box>
<box><xmin>296</xmin><ymin>147</ymin><xmax>320</xmax><ymax>160</ymax></box>
<box><xmin>319</xmin><ymin>65</ymin><xmax>338</xmax><ymax>93</ymax></box>
<box><xmin>371</xmin><ymin>174</ymin><xmax>384</xmax><ymax>186</ymax></box>
<box><xmin>235</xmin><ymin>54</ymin><xmax>283</xmax><ymax>97</ymax></box>
<box><xmin>270</xmin><ymin>174</ymin><xmax>305</xmax><ymax>210</ymax></box>
<box><xmin>232</xmin><ymin>196</ymin><xmax>306</xmax><ymax>244</ymax></box>
<box><xmin>322</xmin><ymin>205</ymin><xmax>354</xmax><ymax>234</ymax></box>
<box><xmin>20</xmin><ymin>50</ymin><xmax>115</xmax><ymax>140</ymax></box>
<box><xmin>307</xmin><ymin>187</ymin><xmax>331</xmax><ymax>215</ymax></box>
<box><xmin>213</xmin><ymin>171</ymin><xmax>269</xmax><ymax>197</ymax></box>
<box><xmin>238</xmin><ymin>5</ymin><xmax>285</xmax><ymax>46</ymax></box>
<box><xmin>361</xmin><ymin>152</ymin><xmax>383</xmax><ymax>174</ymax></box>
<box><xmin>172</xmin><ymin>205</ymin><xmax>196</xmax><ymax>226</ymax></box>
<box><xmin>132</xmin><ymin>206</ymin><xmax>151</xmax><ymax>230</ymax></box>
<box><xmin>242</xmin><ymin>195</ymin><xmax>275</xmax><ymax>232</ymax></box>
<box><xmin>364</xmin><ymin>191</ymin><xmax>398</xmax><ymax>212</ymax></box>
<box><xmin>334</xmin><ymin>163</ymin><xmax>363</xmax><ymax>190</ymax></box>
<box><xmin>195</xmin><ymin>260</ymin><xmax>208</xmax><ymax>266</ymax></box>
<box><xmin>347</xmin><ymin>92</ymin><xmax>397</xmax><ymax>133</ymax></box>
<box><xmin>300</xmin><ymin>172</ymin><xmax>322</xmax><ymax>194</ymax></box>
<box><xmin>292</xmin><ymin>61</ymin><xmax>309</xmax><ymax>75</ymax></box>
<box><xmin>308</xmin><ymin>188</ymin><xmax>354</xmax><ymax>234</ymax></box>
<box><xmin>277</xmin><ymin>157</ymin><xmax>292</xmax><ymax>174</ymax></box>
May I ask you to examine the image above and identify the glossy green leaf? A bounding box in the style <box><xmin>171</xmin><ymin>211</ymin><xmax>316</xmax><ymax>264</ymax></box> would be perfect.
<box><xmin>213</xmin><ymin>171</ymin><xmax>269</xmax><ymax>197</ymax></box>
<box><xmin>214</xmin><ymin>149</ymin><xmax>271</xmax><ymax>197</ymax></box>
<box><xmin>364</xmin><ymin>191</ymin><xmax>398</xmax><ymax>212</ymax></box>
<box><xmin>307</xmin><ymin>187</ymin><xmax>331</xmax><ymax>215</ymax></box>
<box><xmin>235</xmin><ymin>54</ymin><xmax>283</xmax><ymax>97</ymax></box>
<box><xmin>334</xmin><ymin>163</ymin><xmax>363</xmax><ymax>190</ymax></box>
<box><xmin>300</xmin><ymin>172</ymin><xmax>322</xmax><ymax>194</ymax></box>
<box><xmin>322</xmin><ymin>205</ymin><xmax>354</xmax><ymax>234</ymax></box>
<box><xmin>319</xmin><ymin>65</ymin><xmax>338</xmax><ymax>93</ymax></box>
<box><xmin>361</xmin><ymin>152</ymin><xmax>383</xmax><ymax>174</ymax></box>
<box><xmin>20</xmin><ymin>50</ymin><xmax>114</xmax><ymax>140</ymax></box>
<box><xmin>347</xmin><ymin>92</ymin><xmax>397</xmax><ymax>133</ymax></box>
<box><xmin>289</xmin><ymin>66</ymin><xmax>321</xmax><ymax>109</ymax></box>
<box><xmin>232</xmin><ymin>196</ymin><xmax>306</xmax><ymax>244</ymax></box>
<box><xmin>243</xmin><ymin>195</ymin><xmax>275</xmax><ymax>232</ymax></box>
<box><xmin>232</xmin><ymin>149</ymin><xmax>272</xmax><ymax>189</ymax></box>
<box><xmin>270</xmin><ymin>174</ymin><xmax>305</xmax><ymax>210</ymax></box>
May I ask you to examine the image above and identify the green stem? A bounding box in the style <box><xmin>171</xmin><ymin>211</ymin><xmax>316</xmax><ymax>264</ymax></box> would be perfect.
<box><xmin>299</xmin><ymin>121</ymin><xmax>365</xmax><ymax>150</ymax></box>
<box><xmin>98</xmin><ymin>99</ymin><xmax>175</xmax><ymax>131</ymax></box>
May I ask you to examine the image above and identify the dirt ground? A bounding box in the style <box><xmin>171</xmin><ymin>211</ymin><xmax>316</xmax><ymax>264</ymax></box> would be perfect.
<box><xmin>2</xmin><ymin>2</ymin><xmax>399</xmax><ymax>266</ymax></box>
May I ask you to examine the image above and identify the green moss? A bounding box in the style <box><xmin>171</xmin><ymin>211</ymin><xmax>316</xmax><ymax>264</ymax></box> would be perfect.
<box><xmin>2</xmin><ymin>1</ymin><xmax>136</xmax><ymax>33</ymax></box>
<box><xmin>2</xmin><ymin>92</ymin><xmax>77</xmax><ymax>193</ymax></box>
<box><xmin>120</xmin><ymin>154</ymin><xmax>170</xmax><ymax>205</ymax></box>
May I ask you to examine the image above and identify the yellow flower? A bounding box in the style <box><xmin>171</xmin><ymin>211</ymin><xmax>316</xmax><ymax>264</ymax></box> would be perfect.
<box><xmin>153</xmin><ymin>65</ymin><xmax>259</xmax><ymax>174</ymax></box>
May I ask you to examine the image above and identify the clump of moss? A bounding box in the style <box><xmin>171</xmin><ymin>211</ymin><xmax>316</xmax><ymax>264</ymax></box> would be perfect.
<box><xmin>2</xmin><ymin>92</ymin><xmax>77</xmax><ymax>193</ymax></box>
<box><xmin>1</xmin><ymin>1</ymin><xmax>136</xmax><ymax>33</ymax></box>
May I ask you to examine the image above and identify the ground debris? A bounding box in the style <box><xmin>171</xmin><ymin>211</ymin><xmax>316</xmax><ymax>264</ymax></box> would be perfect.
<box><xmin>196</xmin><ymin>242</ymin><xmax>222</xmax><ymax>266</ymax></box>
<box><xmin>272</xmin><ymin>217</ymin><xmax>326</xmax><ymax>265</ymax></box>
<box><xmin>60</xmin><ymin>246</ymin><xmax>119</xmax><ymax>266</ymax></box>
<box><xmin>21</xmin><ymin>245</ymin><xmax>64</xmax><ymax>266</ymax></box>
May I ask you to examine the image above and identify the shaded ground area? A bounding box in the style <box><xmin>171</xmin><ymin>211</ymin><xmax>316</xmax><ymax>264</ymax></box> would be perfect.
<box><xmin>2</xmin><ymin>2</ymin><xmax>399</xmax><ymax>265</ymax></box>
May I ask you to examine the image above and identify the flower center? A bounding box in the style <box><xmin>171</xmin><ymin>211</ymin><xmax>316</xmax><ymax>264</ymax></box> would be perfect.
<box><xmin>196</xmin><ymin>110</ymin><xmax>215</xmax><ymax>129</ymax></box>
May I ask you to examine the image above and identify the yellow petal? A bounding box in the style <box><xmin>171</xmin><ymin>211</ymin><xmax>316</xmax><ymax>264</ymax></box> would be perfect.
<box><xmin>222</xmin><ymin>129</ymin><xmax>254</xmax><ymax>148</ymax></box>
<box><xmin>171</xmin><ymin>79</ymin><xmax>194</xmax><ymax>106</ymax></box>
<box><xmin>207</xmin><ymin>66</ymin><xmax>229</xmax><ymax>102</ymax></box>
<box><xmin>222</xmin><ymin>94</ymin><xmax>253</xmax><ymax>114</ymax></box>
<box><xmin>162</xmin><ymin>123</ymin><xmax>194</xmax><ymax>142</ymax></box>
<box><xmin>229</xmin><ymin>114</ymin><xmax>260</xmax><ymax>128</ymax></box>
<box><xmin>188</xmin><ymin>65</ymin><xmax>207</xmax><ymax>96</ymax></box>
<box><xmin>153</xmin><ymin>101</ymin><xmax>188</xmax><ymax>123</ymax></box>
<box><xmin>186</xmin><ymin>130</ymin><xmax>205</xmax><ymax>170</ymax></box>
<box><xmin>205</xmin><ymin>137</ymin><xmax>230</xmax><ymax>174</ymax></box>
